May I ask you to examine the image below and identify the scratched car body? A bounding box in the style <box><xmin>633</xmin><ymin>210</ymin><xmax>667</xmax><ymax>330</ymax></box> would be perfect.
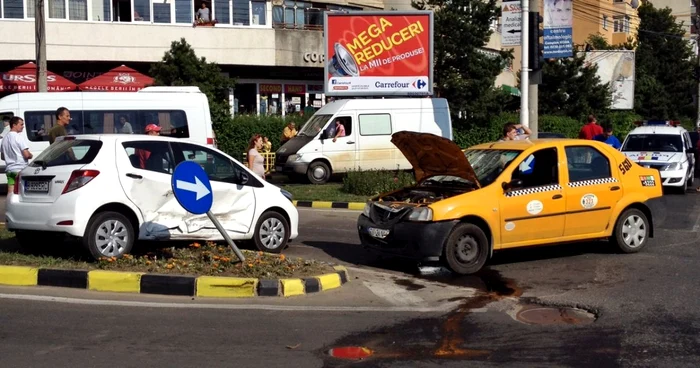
<box><xmin>358</xmin><ymin>131</ymin><xmax>664</xmax><ymax>275</ymax></box>
<box><xmin>6</xmin><ymin>135</ymin><xmax>298</xmax><ymax>260</ymax></box>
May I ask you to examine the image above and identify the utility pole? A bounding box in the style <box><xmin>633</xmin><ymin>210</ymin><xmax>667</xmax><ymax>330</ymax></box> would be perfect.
<box><xmin>520</xmin><ymin>0</ymin><xmax>529</xmax><ymax>128</ymax></box>
<box><xmin>528</xmin><ymin>0</ymin><xmax>539</xmax><ymax>138</ymax></box>
<box><xmin>35</xmin><ymin>0</ymin><xmax>47</xmax><ymax>92</ymax></box>
<box><xmin>696</xmin><ymin>5</ymin><xmax>700</xmax><ymax>127</ymax></box>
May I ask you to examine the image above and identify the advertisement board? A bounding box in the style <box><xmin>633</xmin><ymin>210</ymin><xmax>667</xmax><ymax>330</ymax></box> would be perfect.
<box><xmin>543</xmin><ymin>0</ymin><xmax>573</xmax><ymax>58</ymax></box>
<box><xmin>582</xmin><ymin>50</ymin><xmax>635</xmax><ymax>110</ymax></box>
<box><xmin>324</xmin><ymin>11</ymin><xmax>434</xmax><ymax>97</ymax></box>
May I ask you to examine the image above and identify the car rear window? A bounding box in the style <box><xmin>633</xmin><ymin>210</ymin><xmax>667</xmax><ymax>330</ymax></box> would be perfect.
<box><xmin>29</xmin><ymin>139</ymin><xmax>103</xmax><ymax>167</ymax></box>
<box><xmin>622</xmin><ymin>134</ymin><xmax>683</xmax><ymax>152</ymax></box>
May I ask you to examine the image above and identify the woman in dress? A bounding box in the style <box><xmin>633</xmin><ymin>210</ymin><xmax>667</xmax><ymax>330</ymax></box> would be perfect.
<box><xmin>247</xmin><ymin>134</ymin><xmax>266</xmax><ymax>180</ymax></box>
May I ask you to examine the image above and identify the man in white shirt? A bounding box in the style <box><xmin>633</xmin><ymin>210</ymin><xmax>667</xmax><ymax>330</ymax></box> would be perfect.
<box><xmin>1</xmin><ymin>117</ymin><xmax>33</xmax><ymax>197</ymax></box>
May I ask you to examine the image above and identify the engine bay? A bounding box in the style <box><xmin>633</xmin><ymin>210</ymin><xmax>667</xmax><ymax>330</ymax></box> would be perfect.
<box><xmin>378</xmin><ymin>187</ymin><xmax>472</xmax><ymax>204</ymax></box>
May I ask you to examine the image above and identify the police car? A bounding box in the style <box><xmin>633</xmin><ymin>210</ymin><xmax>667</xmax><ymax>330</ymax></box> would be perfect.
<box><xmin>620</xmin><ymin>120</ymin><xmax>695</xmax><ymax>193</ymax></box>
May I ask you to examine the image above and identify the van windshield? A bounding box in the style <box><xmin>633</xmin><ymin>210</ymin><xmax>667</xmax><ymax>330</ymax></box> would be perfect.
<box><xmin>298</xmin><ymin>114</ymin><xmax>332</xmax><ymax>137</ymax></box>
<box><xmin>29</xmin><ymin>139</ymin><xmax>102</xmax><ymax>167</ymax></box>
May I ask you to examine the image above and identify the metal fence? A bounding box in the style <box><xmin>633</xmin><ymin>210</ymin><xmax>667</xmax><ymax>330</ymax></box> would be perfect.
<box><xmin>242</xmin><ymin>152</ymin><xmax>277</xmax><ymax>174</ymax></box>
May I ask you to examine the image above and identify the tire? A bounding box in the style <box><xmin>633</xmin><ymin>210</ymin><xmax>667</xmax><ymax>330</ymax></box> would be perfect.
<box><xmin>443</xmin><ymin>223</ymin><xmax>489</xmax><ymax>275</ymax></box>
<box><xmin>253</xmin><ymin>211</ymin><xmax>290</xmax><ymax>253</ymax></box>
<box><xmin>612</xmin><ymin>208</ymin><xmax>650</xmax><ymax>253</ymax></box>
<box><xmin>307</xmin><ymin>161</ymin><xmax>331</xmax><ymax>185</ymax></box>
<box><xmin>82</xmin><ymin>211</ymin><xmax>135</xmax><ymax>260</ymax></box>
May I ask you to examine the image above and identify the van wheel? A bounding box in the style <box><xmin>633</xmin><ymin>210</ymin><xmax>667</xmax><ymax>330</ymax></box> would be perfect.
<box><xmin>307</xmin><ymin>161</ymin><xmax>331</xmax><ymax>184</ymax></box>
<box><xmin>82</xmin><ymin>211</ymin><xmax>135</xmax><ymax>260</ymax></box>
<box><xmin>612</xmin><ymin>208</ymin><xmax>649</xmax><ymax>253</ymax></box>
<box><xmin>253</xmin><ymin>211</ymin><xmax>290</xmax><ymax>253</ymax></box>
<box><xmin>443</xmin><ymin>223</ymin><xmax>489</xmax><ymax>275</ymax></box>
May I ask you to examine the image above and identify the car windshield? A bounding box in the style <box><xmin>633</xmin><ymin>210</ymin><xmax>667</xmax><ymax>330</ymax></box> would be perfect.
<box><xmin>463</xmin><ymin>149</ymin><xmax>522</xmax><ymax>187</ymax></box>
<box><xmin>298</xmin><ymin>114</ymin><xmax>332</xmax><ymax>137</ymax></box>
<box><xmin>622</xmin><ymin>134</ymin><xmax>684</xmax><ymax>152</ymax></box>
<box><xmin>29</xmin><ymin>138</ymin><xmax>102</xmax><ymax>167</ymax></box>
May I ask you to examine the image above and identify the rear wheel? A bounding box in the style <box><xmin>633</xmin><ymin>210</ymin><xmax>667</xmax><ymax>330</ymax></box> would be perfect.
<box><xmin>443</xmin><ymin>223</ymin><xmax>489</xmax><ymax>275</ymax></box>
<box><xmin>612</xmin><ymin>208</ymin><xmax>649</xmax><ymax>253</ymax></box>
<box><xmin>82</xmin><ymin>211</ymin><xmax>135</xmax><ymax>260</ymax></box>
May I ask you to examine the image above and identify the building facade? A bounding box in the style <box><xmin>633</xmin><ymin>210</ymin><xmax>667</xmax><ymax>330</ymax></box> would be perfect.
<box><xmin>0</xmin><ymin>0</ymin><xmax>383</xmax><ymax>116</ymax></box>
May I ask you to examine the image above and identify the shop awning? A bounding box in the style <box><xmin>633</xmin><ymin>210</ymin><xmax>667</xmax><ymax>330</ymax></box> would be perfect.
<box><xmin>0</xmin><ymin>62</ymin><xmax>77</xmax><ymax>92</ymax></box>
<box><xmin>501</xmin><ymin>84</ymin><xmax>521</xmax><ymax>97</ymax></box>
<box><xmin>78</xmin><ymin>65</ymin><xmax>154</xmax><ymax>92</ymax></box>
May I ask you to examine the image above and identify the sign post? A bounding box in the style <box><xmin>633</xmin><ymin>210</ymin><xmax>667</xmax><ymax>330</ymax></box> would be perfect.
<box><xmin>171</xmin><ymin>161</ymin><xmax>245</xmax><ymax>263</ymax></box>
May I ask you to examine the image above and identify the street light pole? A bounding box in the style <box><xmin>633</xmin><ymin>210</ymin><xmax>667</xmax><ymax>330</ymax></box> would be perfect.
<box><xmin>520</xmin><ymin>0</ymin><xmax>529</xmax><ymax>128</ymax></box>
<box><xmin>35</xmin><ymin>0</ymin><xmax>47</xmax><ymax>92</ymax></box>
<box><xmin>528</xmin><ymin>0</ymin><xmax>539</xmax><ymax>138</ymax></box>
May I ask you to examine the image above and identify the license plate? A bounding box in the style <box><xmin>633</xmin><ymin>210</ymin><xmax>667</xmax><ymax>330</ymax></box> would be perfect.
<box><xmin>25</xmin><ymin>180</ymin><xmax>49</xmax><ymax>193</ymax></box>
<box><xmin>368</xmin><ymin>227</ymin><xmax>390</xmax><ymax>239</ymax></box>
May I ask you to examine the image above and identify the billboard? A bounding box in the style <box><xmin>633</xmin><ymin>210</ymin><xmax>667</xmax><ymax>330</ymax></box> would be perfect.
<box><xmin>324</xmin><ymin>11</ymin><xmax>434</xmax><ymax>97</ymax></box>
<box><xmin>543</xmin><ymin>0</ymin><xmax>573</xmax><ymax>58</ymax></box>
<box><xmin>582</xmin><ymin>50</ymin><xmax>635</xmax><ymax>110</ymax></box>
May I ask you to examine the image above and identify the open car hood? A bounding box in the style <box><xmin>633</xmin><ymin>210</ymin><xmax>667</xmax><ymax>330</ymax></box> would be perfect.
<box><xmin>391</xmin><ymin>131</ymin><xmax>481</xmax><ymax>187</ymax></box>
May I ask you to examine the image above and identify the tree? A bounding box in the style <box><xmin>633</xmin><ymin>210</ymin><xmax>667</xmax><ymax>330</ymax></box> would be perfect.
<box><xmin>412</xmin><ymin>0</ymin><xmax>513</xmax><ymax>128</ymax></box>
<box><xmin>149</xmin><ymin>38</ymin><xmax>236</xmax><ymax>131</ymax></box>
<box><xmin>634</xmin><ymin>3</ymin><xmax>696</xmax><ymax>120</ymax></box>
<box><xmin>584</xmin><ymin>34</ymin><xmax>634</xmax><ymax>51</ymax></box>
<box><xmin>538</xmin><ymin>50</ymin><xmax>611</xmax><ymax>120</ymax></box>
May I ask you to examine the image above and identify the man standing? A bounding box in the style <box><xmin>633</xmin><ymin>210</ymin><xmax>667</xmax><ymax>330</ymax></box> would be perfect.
<box><xmin>280</xmin><ymin>122</ymin><xmax>297</xmax><ymax>146</ymax></box>
<box><xmin>594</xmin><ymin>125</ymin><xmax>622</xmax><ymax>149</ymax></box>
<box><xmin>49</xmin><ymin>107</ymin><xmax>71</xmax><ymax>144</ymax></box>
<box><xmin>579</xmin><ymin>115</ymin><xmax>604</xmax><ymax>140</ymax></box>
<box><xmin>1</xmin><ymin>117</ymin><xmax>32</xmax><ymax>196</ymax></box>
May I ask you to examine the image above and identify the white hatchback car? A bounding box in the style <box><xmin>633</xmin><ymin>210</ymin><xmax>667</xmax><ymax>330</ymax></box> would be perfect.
<box><xmin>5</xmin><ymin>135</ymin><xmax>299</xmax><ymax>259</ymax></box>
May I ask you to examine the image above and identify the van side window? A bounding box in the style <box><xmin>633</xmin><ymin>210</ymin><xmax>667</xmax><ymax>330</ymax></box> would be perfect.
<box><xmin>24</xmin><ymin>110</ymin><xmax>189</xmax><ymax>141</ymax></box>
<box><xmin>359</xmin><ymin>114</ymin><xmax>392</xmax><ymax>136</ymax></box>
<box><xmin>0</xmin><ymin>112</ymin><xmax>14</xmax><ymax>138</ymax></box>
<box><xmin>335</xmin><ymin>117</ymin><xmax>352</xmax><ymax>136</ymax></box>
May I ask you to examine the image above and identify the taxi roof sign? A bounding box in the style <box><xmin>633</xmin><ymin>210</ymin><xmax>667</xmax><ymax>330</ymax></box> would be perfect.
<box><xmin>633</xmin><ymin>120</ymin><xmax>682</xmax><ymax>127</ymax></box>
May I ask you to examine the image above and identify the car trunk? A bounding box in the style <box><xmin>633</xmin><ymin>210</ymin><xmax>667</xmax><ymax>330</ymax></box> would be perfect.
<box><xmin>18</xmin><ymin>163</ymin><xmax>87</xmax><ymax>203</ymax></box>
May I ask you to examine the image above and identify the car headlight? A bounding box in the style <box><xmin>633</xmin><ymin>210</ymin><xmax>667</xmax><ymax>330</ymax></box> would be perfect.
<box><xmin>294</xmin><ymin>154</ymin><xmax>303</xmax><ymax>162</ymax></box>
<box><xmin>363</xmin><ymin>203</ymin><xmax>371</xmax><ymax>217</ymax></box>
<box><xmin>408</xmin><ymin>207</ymin><xmax>433</xmax><ymax>222</ymax></box>
<box><xmin>663</xmin><ymin>162</ymin><xmax>681</xmax><ymax>171</ymax></box>
<box><xmin>280</xmin><ymin>189</ymin><xmax>293</xmax><ymax>202</ymax></box>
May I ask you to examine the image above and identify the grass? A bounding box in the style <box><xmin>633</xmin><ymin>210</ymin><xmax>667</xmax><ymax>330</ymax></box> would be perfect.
<box><xmin>280</xmin><ymin>183</ymin><xmax>370</xmax><ymax>203</ymax></box>
<box><xmin>0</xmin><ymin>229</ymin><xmax>335</xmax><ymax>279</ymax></box>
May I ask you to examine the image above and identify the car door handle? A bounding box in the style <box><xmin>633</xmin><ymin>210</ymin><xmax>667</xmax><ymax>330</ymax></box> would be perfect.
<box><xmin>552</xmin><ymin>194</ymin><xmax>563</xmax><ymax>199</ymax></box>
<box><xmin>347</xmin><ymin>141</ymin><xmax>355</xmax><ymax>144</ymax></box>
<box><xmin>126</xmin><ymin>173</ymin><xmax>142</xmax><ymax>179</ymax></box>
<box><xmin>610</xmin><ymin>186</ymin><xmax>620</xmax><ymax>191</ymax></box>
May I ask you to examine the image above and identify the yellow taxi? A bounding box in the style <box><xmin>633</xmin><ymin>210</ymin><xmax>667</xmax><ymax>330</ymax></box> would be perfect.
<box><xmin>357</xmin><ymin>131</ymin><xmax>664</xmax><ymax>275</ymax></box>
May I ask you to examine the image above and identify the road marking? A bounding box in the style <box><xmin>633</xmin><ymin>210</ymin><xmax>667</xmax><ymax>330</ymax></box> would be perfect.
<box><xmin>362</xmin><ymin>281</ymin><xmax>426</xmax><ymax>306</ymax></box>
<box><xmin>0</xmin><ymin>293</ymin><xmax>462</xmax><ymax>313</ymax></box>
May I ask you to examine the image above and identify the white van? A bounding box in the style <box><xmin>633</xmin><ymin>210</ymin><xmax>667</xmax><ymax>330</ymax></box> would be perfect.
<box><xmin>274</xmin><ymin>98</ymin><xmax>452</xmax><ymax>184</ymax></box>
<box><xmin>0</xmin><ymin>86</ymin><xmax>215</xmax><ymax>185</ymax></box>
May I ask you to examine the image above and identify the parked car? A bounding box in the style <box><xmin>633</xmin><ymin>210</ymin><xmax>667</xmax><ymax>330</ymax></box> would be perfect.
<box><xmin>6</xmin><ymin>135</ymin><xmax>298</xmax><ymax>259</ymax></box>
<box><xmin>358</xmin><ymin>132</ymin><xmax>663</xmax><ymax>275</ymax></box>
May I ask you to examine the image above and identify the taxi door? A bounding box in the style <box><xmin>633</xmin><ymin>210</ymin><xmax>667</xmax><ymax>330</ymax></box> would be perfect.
<box><xmin>562</xmin><ymin>145</ymin><xmax>623</xmax><ymax>237</ymax></box>
<box><xmin>499</xmin><ymin>146</ymin><xmax>566</xmax><ymax>247</ymax></box>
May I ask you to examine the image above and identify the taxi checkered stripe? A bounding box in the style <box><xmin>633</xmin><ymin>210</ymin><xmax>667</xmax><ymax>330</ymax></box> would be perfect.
<box><xmin>506</xmin><ymin>184</ymin><xmax>562</xmax><ymax>197</ymax></box>
<box><xmin>567</xmin><ymin>177</ymin><xmax>618</xmax><ymax>187</ymax></box>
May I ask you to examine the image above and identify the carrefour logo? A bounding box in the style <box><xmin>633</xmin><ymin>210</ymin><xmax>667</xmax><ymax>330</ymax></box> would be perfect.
<box><xmin>412</xmin><ymin>79</ymin><xmax>427</xmax><ymax>89</ymax></box>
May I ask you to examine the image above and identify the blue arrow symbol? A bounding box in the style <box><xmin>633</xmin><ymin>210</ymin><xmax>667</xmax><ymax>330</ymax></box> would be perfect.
<box><xmin>520</xmin><ymin>155</ymin><xmax>535</xmax><ymax>172</ymax></box>
<box><xmin>176</xmin><ymin>176</ymin><xmax>211</xmax><ymax>200</ymax></box>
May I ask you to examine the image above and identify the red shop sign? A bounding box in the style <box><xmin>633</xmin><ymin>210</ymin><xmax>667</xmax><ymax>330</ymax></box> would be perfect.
<box><xmin>284</xmin><ymin>84</ymin><xmax>306</xmax><ymax>94</ymax></box>
<box><xmin>259</xmin><ymin>84</ymin><xmax>282</xmax><ymax>94</ymax></box>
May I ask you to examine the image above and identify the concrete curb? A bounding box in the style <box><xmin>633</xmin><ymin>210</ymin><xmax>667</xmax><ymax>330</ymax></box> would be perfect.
<box><xmin>293</xmin><ymin>200</ymin><xmax>365</xmax><ymax>210</ymax></box>
<box><xmin>0</xmin><ymin>265</ymin><xmax>349</xmax><ymax>298</ymax></box>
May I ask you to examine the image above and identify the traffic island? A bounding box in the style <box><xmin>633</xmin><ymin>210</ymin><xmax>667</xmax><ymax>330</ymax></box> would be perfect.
<box><xmin>0</xmin><ymin>238</ymin><xmax>350</xmax><ymax>298</ymax></box>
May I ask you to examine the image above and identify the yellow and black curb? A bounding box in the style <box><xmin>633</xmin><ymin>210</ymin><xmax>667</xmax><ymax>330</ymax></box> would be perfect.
<box><xmin>0</xmin><ymin>265</ymin><xmax>349</xmax><ymax>298</ymax></box>
<box><xmin>293</xmin><ymin>200</ymin><xmax>365</xmax><ymax>210</ymax></box>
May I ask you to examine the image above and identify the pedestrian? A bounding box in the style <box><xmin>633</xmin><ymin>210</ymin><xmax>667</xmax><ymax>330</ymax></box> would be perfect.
<box><xmin>0</xmin><ymin>117</ymin><xmax>32</xmax><ymax>197</ymax></box>
<box><xmin>49</xmin><ymin>107</ymin><xmax>71</xmax><ymax>144</ymax></box>
<box><xmin>499</xmin><ymin>122</ymin><xmax>531</xmax><ymax>141</ymax></box>
<box><xmin>579</xmin><ymin>115</ymin><xmax>604</xmax><ymax>140</ymax></box>
<box><xmin>280</xmin><ymin>122</ymin><xmax>297</xmax><ymax>147</ymax></box>
<box><xmin>247</xmin><ymin>134</ymin><xmax>266</xmax><ymax>180</ymax></box>
<box><xmin>594</xmin><ymin>125</ymin><xmax>621</xmax><ymax>149</ymax></box>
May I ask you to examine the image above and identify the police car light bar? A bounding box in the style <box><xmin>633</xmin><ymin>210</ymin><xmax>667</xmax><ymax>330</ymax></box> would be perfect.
<box><xmin>633</xmin><ymin>120</ymin><xmax>682</xmax><ymax>127</ymax></box>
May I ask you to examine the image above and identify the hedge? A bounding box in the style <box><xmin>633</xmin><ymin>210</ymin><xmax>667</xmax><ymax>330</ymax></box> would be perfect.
<box><xmin>214</xmin><ymin>111</ymin><xmax>645</xmax><ymax>160</ymax></box>
<box><xmin>343</xmin><ymin>168</ymin><xmax>415</xmax><ymax>196</ymax></box>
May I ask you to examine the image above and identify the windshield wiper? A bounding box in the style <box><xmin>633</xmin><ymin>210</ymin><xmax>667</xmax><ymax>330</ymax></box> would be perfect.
<box><xmin>33</xmin><ymin>160</ymin><xmax>48</xmax><ymax>170</ymax></box>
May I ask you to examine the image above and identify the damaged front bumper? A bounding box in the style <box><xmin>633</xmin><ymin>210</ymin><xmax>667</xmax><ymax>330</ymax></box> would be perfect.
<box><xmin>357</xmin><ymin>214</ymin><xmax>457</xmax><ymax>262</ymax></box>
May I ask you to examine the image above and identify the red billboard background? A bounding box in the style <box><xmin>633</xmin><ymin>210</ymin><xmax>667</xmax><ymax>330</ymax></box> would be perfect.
<box><xmin>325</xmin><ymin>13</ymin><xmax>432</xmax><ymax>79</ymax></box>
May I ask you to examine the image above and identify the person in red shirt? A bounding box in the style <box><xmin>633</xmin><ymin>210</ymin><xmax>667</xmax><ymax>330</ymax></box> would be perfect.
<box><xmin>579</xmin><ymin>115</ymin><xmax>604</xmax><ymax>140</ymax></box>
<box><xmin>136</xmin><ymin>124</ymin><xmax>161</xmax><ymax>168</ymax></box>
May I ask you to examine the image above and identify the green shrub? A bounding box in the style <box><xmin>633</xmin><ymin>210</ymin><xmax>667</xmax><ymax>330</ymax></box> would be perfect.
<box><xmin>342</xmin><ymin>169</ymin><xmax>416</xmax><ymax>196</ymax></box>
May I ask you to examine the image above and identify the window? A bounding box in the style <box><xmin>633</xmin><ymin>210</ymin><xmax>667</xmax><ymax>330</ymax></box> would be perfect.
<box><xmin>173</xmin><ymin>142</ymin><xmax>243</xmax><ymax>184</ymax></box>
<box><xmin>133</xmin><ymin>0</ymin><xmax>150</xmax><ymax>21</ymax></box>
<box><xmin>613</xmin><ymin>15</ymin><xmax>630</xmax><ymax>33</ymax></box>
<box><xmin>153</xmin><ymin>3</ymin><xmax>171</xmax><ymax>23</ymax></box>
<box><xmin>603</xmin><ymin>15</ymin><xmax>608</xmax><ymax>30</ymax></box>
<box><xmin>49</xmin><ymin>0</ymin><xmax>65</xmax><ymax>18</ymax></box>
<box><xmin>2</xmin><ymin>0</ymin><xmax>23</xmax><ymax>18</ymax></box>
<box><xmin>251</xmin><ymin>0</ymin><xmax>265</xmax><ymax>25</ymax></box>
<box><xmin>273</xmin><ymin>0</ymin><xmax>317</xmax><ymax>29</ymax></box>
<box><xmin>91</xmin><ymin>0</ymin><xmax>110</xmax><ymax>21</ymax></box>
<box><xmin>324</xmin><ymin>116</ymin><xmax>351</xmax><ymax>138</ymax></box>
<box><xmin>27</xmin><ymin>0</ymin><xmax>35</xmax><ymax>17</ymax></box>
<box><xmin>565</xmin><ymin>146</ymin><xmax>611</xmax><ymax>182</ymax></box>
<box><xmin>214</xmin><ymin>0</ymin><xmax>229</xmax><ymax>23</ymax></box>
<box><xmin>122</xmin><ymin>141</ymin><xmax>175</xmax><ymax>174</ymax></box>
<box><xmin>30</xmin><ymin>139</ymin><xmax>103</xmax><ymax>168</ymax></box>
<box><xmin>232</xmin><ymin>0</ymin><xmax>249</xmax><ymax>25</ymax></box>
<box><xmin>175</xmin><ymin>0</ymin><xmax>192</xmax><ymax>23</ymax></box>
<box><xmin>511</xmin><ymin>148</ymin><xmax>559</xmax><ymax>188</ymax></box>
<box><xmin>359</xmin><ymin>114</ymin><xmax>392</xmax><ymax>136</ymax></box>
<box><xmin>464</xmin><ymin>149</ymin><xmax>521</xmax><ymax>187</ymax></box>
<box><xmin>24</xmin><ymin>110</ymin><xmax>189</xmax><ymax>142</ymax></box>
<box><xmin>622</xmin><ymin>134</ymin><xmax>683</xmax><ymax>153</ymax></box>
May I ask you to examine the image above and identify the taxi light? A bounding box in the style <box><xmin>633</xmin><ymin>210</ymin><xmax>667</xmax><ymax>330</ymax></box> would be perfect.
<box><xmin>62</xmin><ymin>170</ymin><xmax>100</xmax><ymax>194</ymax></box>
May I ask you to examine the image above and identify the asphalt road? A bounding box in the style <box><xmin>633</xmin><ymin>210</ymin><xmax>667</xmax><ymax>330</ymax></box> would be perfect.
<box><xmin>2</xmin><ymin>190</ymin><xmax>700</xmax><ymax>367</ymax></box>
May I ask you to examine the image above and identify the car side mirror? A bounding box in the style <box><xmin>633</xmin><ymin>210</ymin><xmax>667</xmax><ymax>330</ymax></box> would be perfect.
<box><xmin>688</xmin><ymin>147</ymin><xmax>697</xmax><ymax>154</ymax></box>
<box><xmin>238</xmin><ymin>172</ymin><xmax>249</xmax><ymax>185</ymax></box>
<box><xmin>319</xmin><ymin>131</ymin><xmax>327</xmax><ymax>140</ymax></box>
<box><xmin>502</xmin><ymin>178</ymin><xmax>523</xmax><ymax>191</ymax></box>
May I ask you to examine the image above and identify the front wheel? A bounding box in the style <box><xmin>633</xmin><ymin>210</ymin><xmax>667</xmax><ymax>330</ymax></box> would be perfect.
<box><xmin>307</xmin><ymin>161</ymin><xmax>331</xmax><ymax>185</ymax></box>
<box><xmin>82</xmin><ymin>211</ymin><xmax>135</xmax><ymax>260</ymax></box>
<box><xmin>612</xmin><ymin>208</ymin><xmax>650</xmax><ymax>253</ymax></box>
<box><xmin>443</xmin><ymin>223</ymin><xmax>489</xmax><ymax>275</ymax></box>
<box><xmin>253</xmin><ymin>211</ymin><xmax>290</xmax><ymax>253</ymax></box>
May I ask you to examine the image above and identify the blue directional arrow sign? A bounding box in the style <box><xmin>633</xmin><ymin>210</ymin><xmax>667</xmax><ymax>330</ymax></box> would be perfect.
<box><xmin>171</xmin><ymin>161</ymin><xmax>213</xmax><ymax>215</ymax></box>
<box><xmin>519</xmin><ymin>155</ymin><xmax>535</xmax><ymax>175</ymax></box>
